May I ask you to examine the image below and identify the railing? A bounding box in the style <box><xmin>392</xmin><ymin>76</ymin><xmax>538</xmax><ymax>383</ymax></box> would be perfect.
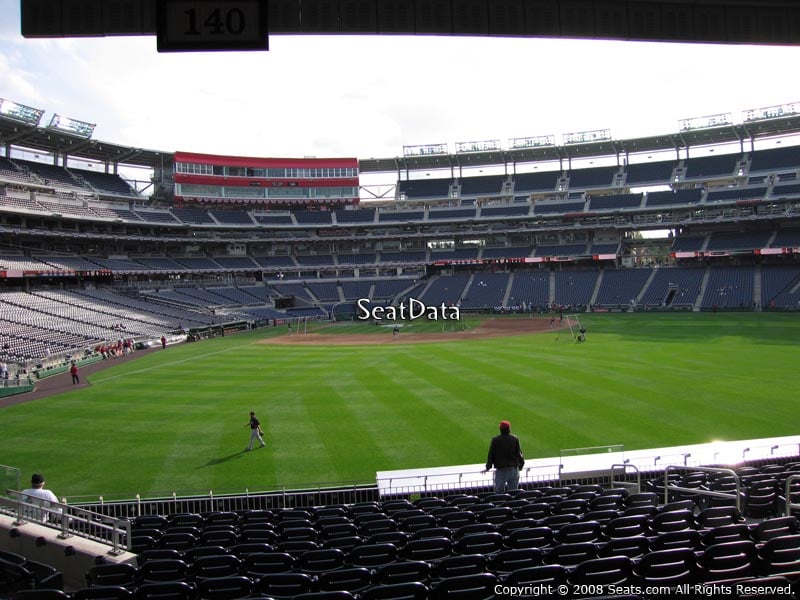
<box><xmin>376</xmin><ymin>465</ymin><xmax>564</xmax><ymax>498</ymax></box>
<box><xmin>663</xmin><ymin>465</ymin><xmax>741</xmax><ymax>511</ymax></box>
<box><xmin>71</xmin><ymin>483</ymin><xmax>380</xmax><ymax>520</ymax></box>
<box><xmin>2</xmin><ymin>490</ymin><xmax>131</xmax><ymax>555</ymax></box>
<box><xmin>610</xmin><ymin>463</ymin><xmax>641</xmax><ymax>494</ymax></box>
<box><xmin>784</xmin><ymin>474</ymin><xmax>800</xmax><ymax>517</ymax></box>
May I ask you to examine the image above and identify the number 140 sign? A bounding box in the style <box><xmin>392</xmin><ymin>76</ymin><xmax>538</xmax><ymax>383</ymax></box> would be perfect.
<box><xmin>157</xmin><ymin>0</ymin><xmax>268</xmax><ymax>52</ymax></box>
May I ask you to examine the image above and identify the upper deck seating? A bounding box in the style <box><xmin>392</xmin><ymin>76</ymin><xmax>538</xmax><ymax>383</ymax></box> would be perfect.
<box><xmin>480</xmin><ymin>205</ymin><xmax>530</xmax><ymax>218</ymax></box>
<box><xmin>173</xmin><ymin>257</ymin><xmax>222</xmax><ymax>270</ymax></box>
<box><xmin>254</xmin><ymin>256</ymin><xmax>296</xmax><ymax>268</ymax></box>
<box><xmin>459</xmin><ymin>174</ymin><xmax>505</xmax><ymax>196</ymax></box>
<box><xmin>427</xmin><ymin>208</ymin><xmax>476</xmax><ymax>220</ymax></box>
<box><xmin>295</xmin><ymin>255</ymin><xmax>334</xmax><ymax>267</ymax></box>
<box><xmin>337</xmin><ymin>253</ymin><xmax>377</xmax><ymax>266</ymax></box>
<box><xmin>135</xmin><ymin>209</ymin><xmax>182</xmax><ymax>224</ymax></box>
<box><xmin>567</xmin><ymin>166</ymin><xmax>618</xmax><ymax>189</ymax></box>
<box><xmin>73</xmin><ymin>169</ymin><xmax>138</xmax><ymax>197</ymax></box>
<box><xmin>533</xmin><ymin>201</ymin><xmax>584</xmax><ymax>215</ymax></box>
<box><xmin>295</xmin><ymin>211</ymin><xmax>333</xmax><ymax>225</ymax></box>
<box><xmin>748</xmin><ymin>145</ymin><xmax>800</xmax><ymax>173</ymax></box>
<box><xmin>535</xmin><ymin>244</ymin><xmax>586</xmax><ymax>258</ymax></box>
<box><xmin>671</xmin><ymin>235</ymin><xmax>706</xmax><ymax>252</ymax></box>
<box><xmin>211</xmin><ymin>210</ymin><xmax>255</xmax><ymax>225</ymax></box>
<box><xmin>336</xmin><ymin>209</ymin><xmax>375</xmax><ymax>224</ymax></box>
<box><xmin>398</xmin><ymin>178</ymin><xmax>452</xmax><ymax>199</ymax></box>
<box><xmin>14</xmin><ymin>158</ymin><xmax>85</xmax><ymax>189</ymax></box>
<box><xmin>645</xmin><ymin>189</ymin><xmax>703</xmax><ymax>207</ymax></box>
<box><xmin>705</xmin><ymin>187</ymin><xmax>767</xmax><ymax>202</ymax></box>
<box><xmin>684</xmin><ymin>154</ymin><xmax>740</xmax><ymax>179</ymax></box>
<box><xmin>588</xmin><ymin>193</ymin><xmax>643</xmax><ymax>211</ymax></box>
<box><xmin>380</xmin><ymin>251</ymin><xmax>427</xmax><ymax>264</ymax></box>
<box><xmin>213</xmin><ymin>256</ymin><xmax>260</xmax><ymax>269</ymax></box>
<box><xmin>254</xmin><ymin>214</ymin><xmax>294</xmax><ymax>225</ymax></box>
<box><xmin>172</xmin><ymin>208</ymin><xmax>215</xmax><ymax>224</ymax></box>
<box><xmin>481</xmin><ymin>246</ymin><xmax>531</xmax><ymax>260</ymax></box>
<box><xmin>512</xmin><ymin>171</ymin><xmax>560</xmax><ymax>193</ymax></box>
<box><xmin>624</xmin><ymin>160</ymin><xmax>676</xmax><ymax>185</ymax></box>
<box><xmin>705</xmin><ymin>231</ymin><xmax>771</xmax><ymax>251</ymax></box>
<box><xmin>377</xmin><ymin>210</ymin><xmax>425</xmax><ymax>223</ymax></box>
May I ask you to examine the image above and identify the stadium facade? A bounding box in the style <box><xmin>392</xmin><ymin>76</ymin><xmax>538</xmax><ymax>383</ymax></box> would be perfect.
<box><xmin>1</xmin><ymin>99</ymin><xmax>799</xmax><ymax>368</ymax></box>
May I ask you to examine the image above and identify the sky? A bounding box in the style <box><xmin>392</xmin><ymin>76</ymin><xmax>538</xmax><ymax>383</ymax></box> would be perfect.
<box><xmin>2</xmin><ymin>0</ymin><xmax>800</xmax><ymax>180</ymax></box>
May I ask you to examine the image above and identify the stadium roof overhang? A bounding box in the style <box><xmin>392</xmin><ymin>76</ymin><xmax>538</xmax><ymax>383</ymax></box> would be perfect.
<box><xmin>20</xmin><ymin>0</ymin><xmax>800</xmax><ymax>46</ymax></box>
<box><xmin>0</xmin><ymin>114</ymin><xmax>168</xmax><ymax>169</ymax></box>
<box><xmin>358</xmin><ymin>115</ymin><xmax>800</xmax><ymax>174</ymax></box>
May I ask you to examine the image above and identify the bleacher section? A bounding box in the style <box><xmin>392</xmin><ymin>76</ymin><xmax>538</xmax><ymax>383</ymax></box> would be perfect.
<box><xmin>762</xmin><ymin>264</ymin><xmax>800</xmax><ymax>309</ymax></box>
<box><xmin>553</xmin><ymin>270</ymin><xmax>598</xmax><ymax>307</ymax></box>
<box><xmin>594</xmin><ymin>268</ymin><xmax>652</xmax><ymax>308</ymax></box>
<box><xmin>700</xmin><ymin>266</ymin><xmax>755</xmax><ymax>309</ymax></box>
<box><xmin>461</xmin><ymin>272</ymin><xmax>509</xmax><ymax>309</ymax></box>
<box><xmin>507</xmin><ymin>271</ymin><xmax>550</xmax><ymax>309</ymax></box>
<box><xmin>418</xmin><ymin>273</ymin><xmax>470</xmax><ymax>306</ymax></box>
<box><xmin>638</xmin><ymin>267</ymin><xmax>705</xmax><ymax>308</ymax></box>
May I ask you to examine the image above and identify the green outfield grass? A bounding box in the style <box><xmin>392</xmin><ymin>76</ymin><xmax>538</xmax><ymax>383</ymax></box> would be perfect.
<box><xmin>1</xmin><ymin>312</ymin><xmax>797</xmax><ymax>501</ymax></box>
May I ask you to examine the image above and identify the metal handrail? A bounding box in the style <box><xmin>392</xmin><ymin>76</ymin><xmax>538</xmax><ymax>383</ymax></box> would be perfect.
<box><xmin>784</xmin><ymin>474</ymin><xmax>800</xmax><ymax>516</ymax></box>
<box><xmin>663</xmin><ymin>465</ymin><xmax>741</xmax><ymax>512</ymax></box>
<box><xmin>610</xmin><ymin>463</ymin><xmax>641</xmax><ymax>494</ymax></box>
<box><xmin>2</xmin><ymin>490</ymin><xmax>131</xmax><ymax>554</ymax></box>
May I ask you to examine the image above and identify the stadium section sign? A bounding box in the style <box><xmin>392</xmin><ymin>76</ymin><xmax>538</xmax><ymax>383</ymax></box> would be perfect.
<box><xmin>157</xmin><ymin>0</ymin><xmax>267</xmax><ymax>52</ymax></box>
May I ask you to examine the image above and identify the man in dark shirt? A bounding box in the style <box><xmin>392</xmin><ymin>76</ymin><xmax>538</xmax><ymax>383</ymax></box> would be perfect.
<box><xmin>485</xmin><ymin>420</ymin><xmax>525</xmax><ymax>493</ymax></box>
<box><xmin>245</xmin><ymin>411</ymin><xmax>266</xmax><ymax>451</ymax></box>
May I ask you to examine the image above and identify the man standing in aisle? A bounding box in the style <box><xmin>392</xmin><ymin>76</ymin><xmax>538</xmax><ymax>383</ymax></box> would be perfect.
<box><xmin>485</xmin><ymin>420</ymin><xmax>525</xmax><ymax>493</ymax></box>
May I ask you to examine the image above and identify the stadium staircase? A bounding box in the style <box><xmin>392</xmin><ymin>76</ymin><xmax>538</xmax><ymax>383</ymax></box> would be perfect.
<box><xmin>637</xmin><ymin>268</ymin><xmax>658</xmax><ymax>306</ymax></box>
<box><xmin>694</xmin><ymin>267</ymin><xmax>712</xmax><ymax>312</ymax></box>
<box><xmin>754</xmin><ymin>265</ymin><xmax>763</xmax><ymax>311</ymax></box>
<box><xmin>502</xmin><ymin>272</ymin><xmax>514</xmax><ymax>307</ymax></box>
<box><xmin>548</xmin><ymin>271</ymin><xmax>556</xmax><ymax>305</ymax></box>
<box><xmin>588</xmin><ymin>270</ymin><xmax>604</xmax><ymax>309</ymax></box>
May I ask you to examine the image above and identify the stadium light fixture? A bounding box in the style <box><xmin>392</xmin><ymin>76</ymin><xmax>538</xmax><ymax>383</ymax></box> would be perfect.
<box><xmin>47</xmin><ymin>114</ymin><xmax>96</xmax><ymax>138</ymax></box>
<box><xmin>0</xmin><ymin>98</ymin><xmax>45</xmax><ymax>126</ymax></box>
